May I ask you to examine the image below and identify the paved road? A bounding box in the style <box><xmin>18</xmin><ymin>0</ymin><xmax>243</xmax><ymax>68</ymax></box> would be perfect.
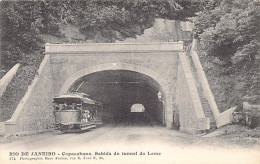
<box><xmin>1</xmin><ymin>123</ymin><xmax>259</xmax><ymax>164</ymax></box>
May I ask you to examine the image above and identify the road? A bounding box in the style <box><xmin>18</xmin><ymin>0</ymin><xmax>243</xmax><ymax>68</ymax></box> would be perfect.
<box><xmin>1</xmin><ymin>123</ymin><xmax>260</xmax><ymax>164</ymax></box>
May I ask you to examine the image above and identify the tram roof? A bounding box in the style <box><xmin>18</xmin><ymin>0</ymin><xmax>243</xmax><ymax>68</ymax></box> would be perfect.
<box><xmin>53</xmin><ymin>93</ymin><xmax>101</xmax><ymax>105</ymax></box>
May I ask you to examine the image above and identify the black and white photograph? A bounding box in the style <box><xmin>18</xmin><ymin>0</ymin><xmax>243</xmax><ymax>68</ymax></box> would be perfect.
<box><xmin>0</xmin><ymin>0</ymin><xmax>260</xmax><ymax>163</ymax></box>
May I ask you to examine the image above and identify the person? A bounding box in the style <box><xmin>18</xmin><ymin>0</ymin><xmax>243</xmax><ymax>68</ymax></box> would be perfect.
<box><xmin>82</xmin><ymin>110</ymin><xmax>90</xmax><ymax>122</ymax></box>
<box><xmin>64</xmin><ymin>103</ymin><xmax>68</xmax><ymax>110</ymax></box>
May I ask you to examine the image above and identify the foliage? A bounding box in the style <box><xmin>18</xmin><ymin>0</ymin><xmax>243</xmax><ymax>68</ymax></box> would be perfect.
<box><xmin>0</xmin><ymin>1</ymin><xmax>51</xmax><ymax>69</ymax></box>
<box><xmin>0</xmin><ymin>50</ymin><xmax>44</xmax><ymax>121</ymax></box>
<box><xmin>194</xmin><ymin>0</ymin><xmax>260</xmax><ymax>64</ymax></box>
<box><xmin>199</xmin><ymin>51</ymin><xmax>259</xmax><ymax>112</ymax></box>
<box><xmin>195</xmin><ymin>0</ymin><xmax>260</xmax><ymax>111</ymax></box>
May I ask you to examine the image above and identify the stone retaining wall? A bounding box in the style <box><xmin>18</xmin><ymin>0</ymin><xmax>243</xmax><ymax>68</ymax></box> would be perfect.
<box><xmin>190</xmin><ymin>39</ymin><xmax>220</xmax><ymax>119</ymax></box>
<box><xmin>190</xmin><ymin>39</ymin><xmax>237</xmax><ymax>128</ymax></box>
<box><xmin>0</xmin><ymin>122</ymin><xmax>5</xmax><ymax>136</ymax></box>
<box><xmin>5</xmin><ymin>55</ymin><xmax>55</xmax><ymax>136</ymax></box>
<box><xmin>176</xmin><ymin>52</ymin><xmax>209</xmax><ymax>134</ymax></box>
<box><xmin>0</xmin><ymin>63</ymin><xmax>21</xmax><ymax>97</ymax></box>
<box><xmin>0</xmin><ymin>64</ymin><xmax>21</xmax><ymax>135</ymax></box>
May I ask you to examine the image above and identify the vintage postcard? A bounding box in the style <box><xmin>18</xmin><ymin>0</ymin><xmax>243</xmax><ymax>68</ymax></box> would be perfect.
<box><xmin>1</xmin><ymin>0</ymin><xmax>260</xmax><ymax>163</ymax></box>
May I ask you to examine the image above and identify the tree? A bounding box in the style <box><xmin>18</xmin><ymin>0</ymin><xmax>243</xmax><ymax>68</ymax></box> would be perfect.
<box><xmin>193</xmin><ymin>0</ymin><xmax>260</xmax><ymax>111</ymax></box>
<box><xmin>194</xmin><ymin>0</ymin><xmax>260</xmax><ymax>64</ymax></box>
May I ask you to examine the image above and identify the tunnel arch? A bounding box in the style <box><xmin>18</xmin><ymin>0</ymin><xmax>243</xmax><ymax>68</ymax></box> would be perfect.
<box><xmin>59</xmin><ymin>63</ymin><xmax>174</xmax><ymax>128</ymax></box>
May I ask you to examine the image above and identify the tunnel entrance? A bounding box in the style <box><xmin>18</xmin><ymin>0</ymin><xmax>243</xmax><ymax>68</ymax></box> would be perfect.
<box><xmin>68</xmin><ymin>70</ymin><xmax>165</xmax><ymax>126</ymax></box>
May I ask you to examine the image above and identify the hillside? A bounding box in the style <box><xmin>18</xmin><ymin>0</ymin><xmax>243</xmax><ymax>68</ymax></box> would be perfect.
<box><xmin>194</xmin><ymin>0</ymin><xmax>260</xmax><ymax>112</ymax></box>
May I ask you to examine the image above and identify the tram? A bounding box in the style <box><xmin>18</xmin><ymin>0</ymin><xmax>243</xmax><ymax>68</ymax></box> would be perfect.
<box><xmin>53</xmin><ymin>92</ymin><xmax>103</xmax><ymax>132</ymax></box>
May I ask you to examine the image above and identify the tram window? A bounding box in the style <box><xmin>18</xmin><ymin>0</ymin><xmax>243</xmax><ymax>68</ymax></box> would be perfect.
<box><xmin>54</xmin><ymin>104</ymin><xmax>59</xmax><ymax>111</ymax></box>
<box><xmin>59</xmin><ymin>104</ymin><xmax>65</xmax><ymax>110</ymax></box>
<box><xmin>72</xmin><ymin>103</ymin><xmax>77</xmax><ymax>109</ymax></box>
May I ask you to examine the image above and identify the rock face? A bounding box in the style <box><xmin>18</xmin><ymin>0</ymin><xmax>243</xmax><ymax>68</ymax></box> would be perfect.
<box><xmin>40</xmin><ymin>19</ymin><xmax>192</xmax><ymax>45</ymax></box>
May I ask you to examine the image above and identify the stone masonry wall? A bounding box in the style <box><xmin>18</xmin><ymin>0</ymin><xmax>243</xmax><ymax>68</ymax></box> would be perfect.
<box><xmin>176</xmin><ymin>53</ymin><xmax>208</xmax><ymax>134</ymax></box>
<box><xmin>176</xmin><ymin>60</ymin><xmax>198</xmax><ymax>133</ymax></box>
<box><xmin>0</xmin><ymin>63</ymin><xmax>21</xmax><ymax>97</ymax></box>
<box><xmin>5</xmin><ymin>55</ymin><xmax>55</xmax><ymax>135</ymax></box>
<box><xmin>50</xmin><ymin>52</ymin><xmax>179</xmax><ymax>98</ymax></box>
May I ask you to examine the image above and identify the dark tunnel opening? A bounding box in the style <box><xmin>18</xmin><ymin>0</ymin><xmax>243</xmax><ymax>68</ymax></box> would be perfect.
<box><xmin>69</xmin><ymin>70</ymin><xmax>165</xmax><ymax>126</ymax></box>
